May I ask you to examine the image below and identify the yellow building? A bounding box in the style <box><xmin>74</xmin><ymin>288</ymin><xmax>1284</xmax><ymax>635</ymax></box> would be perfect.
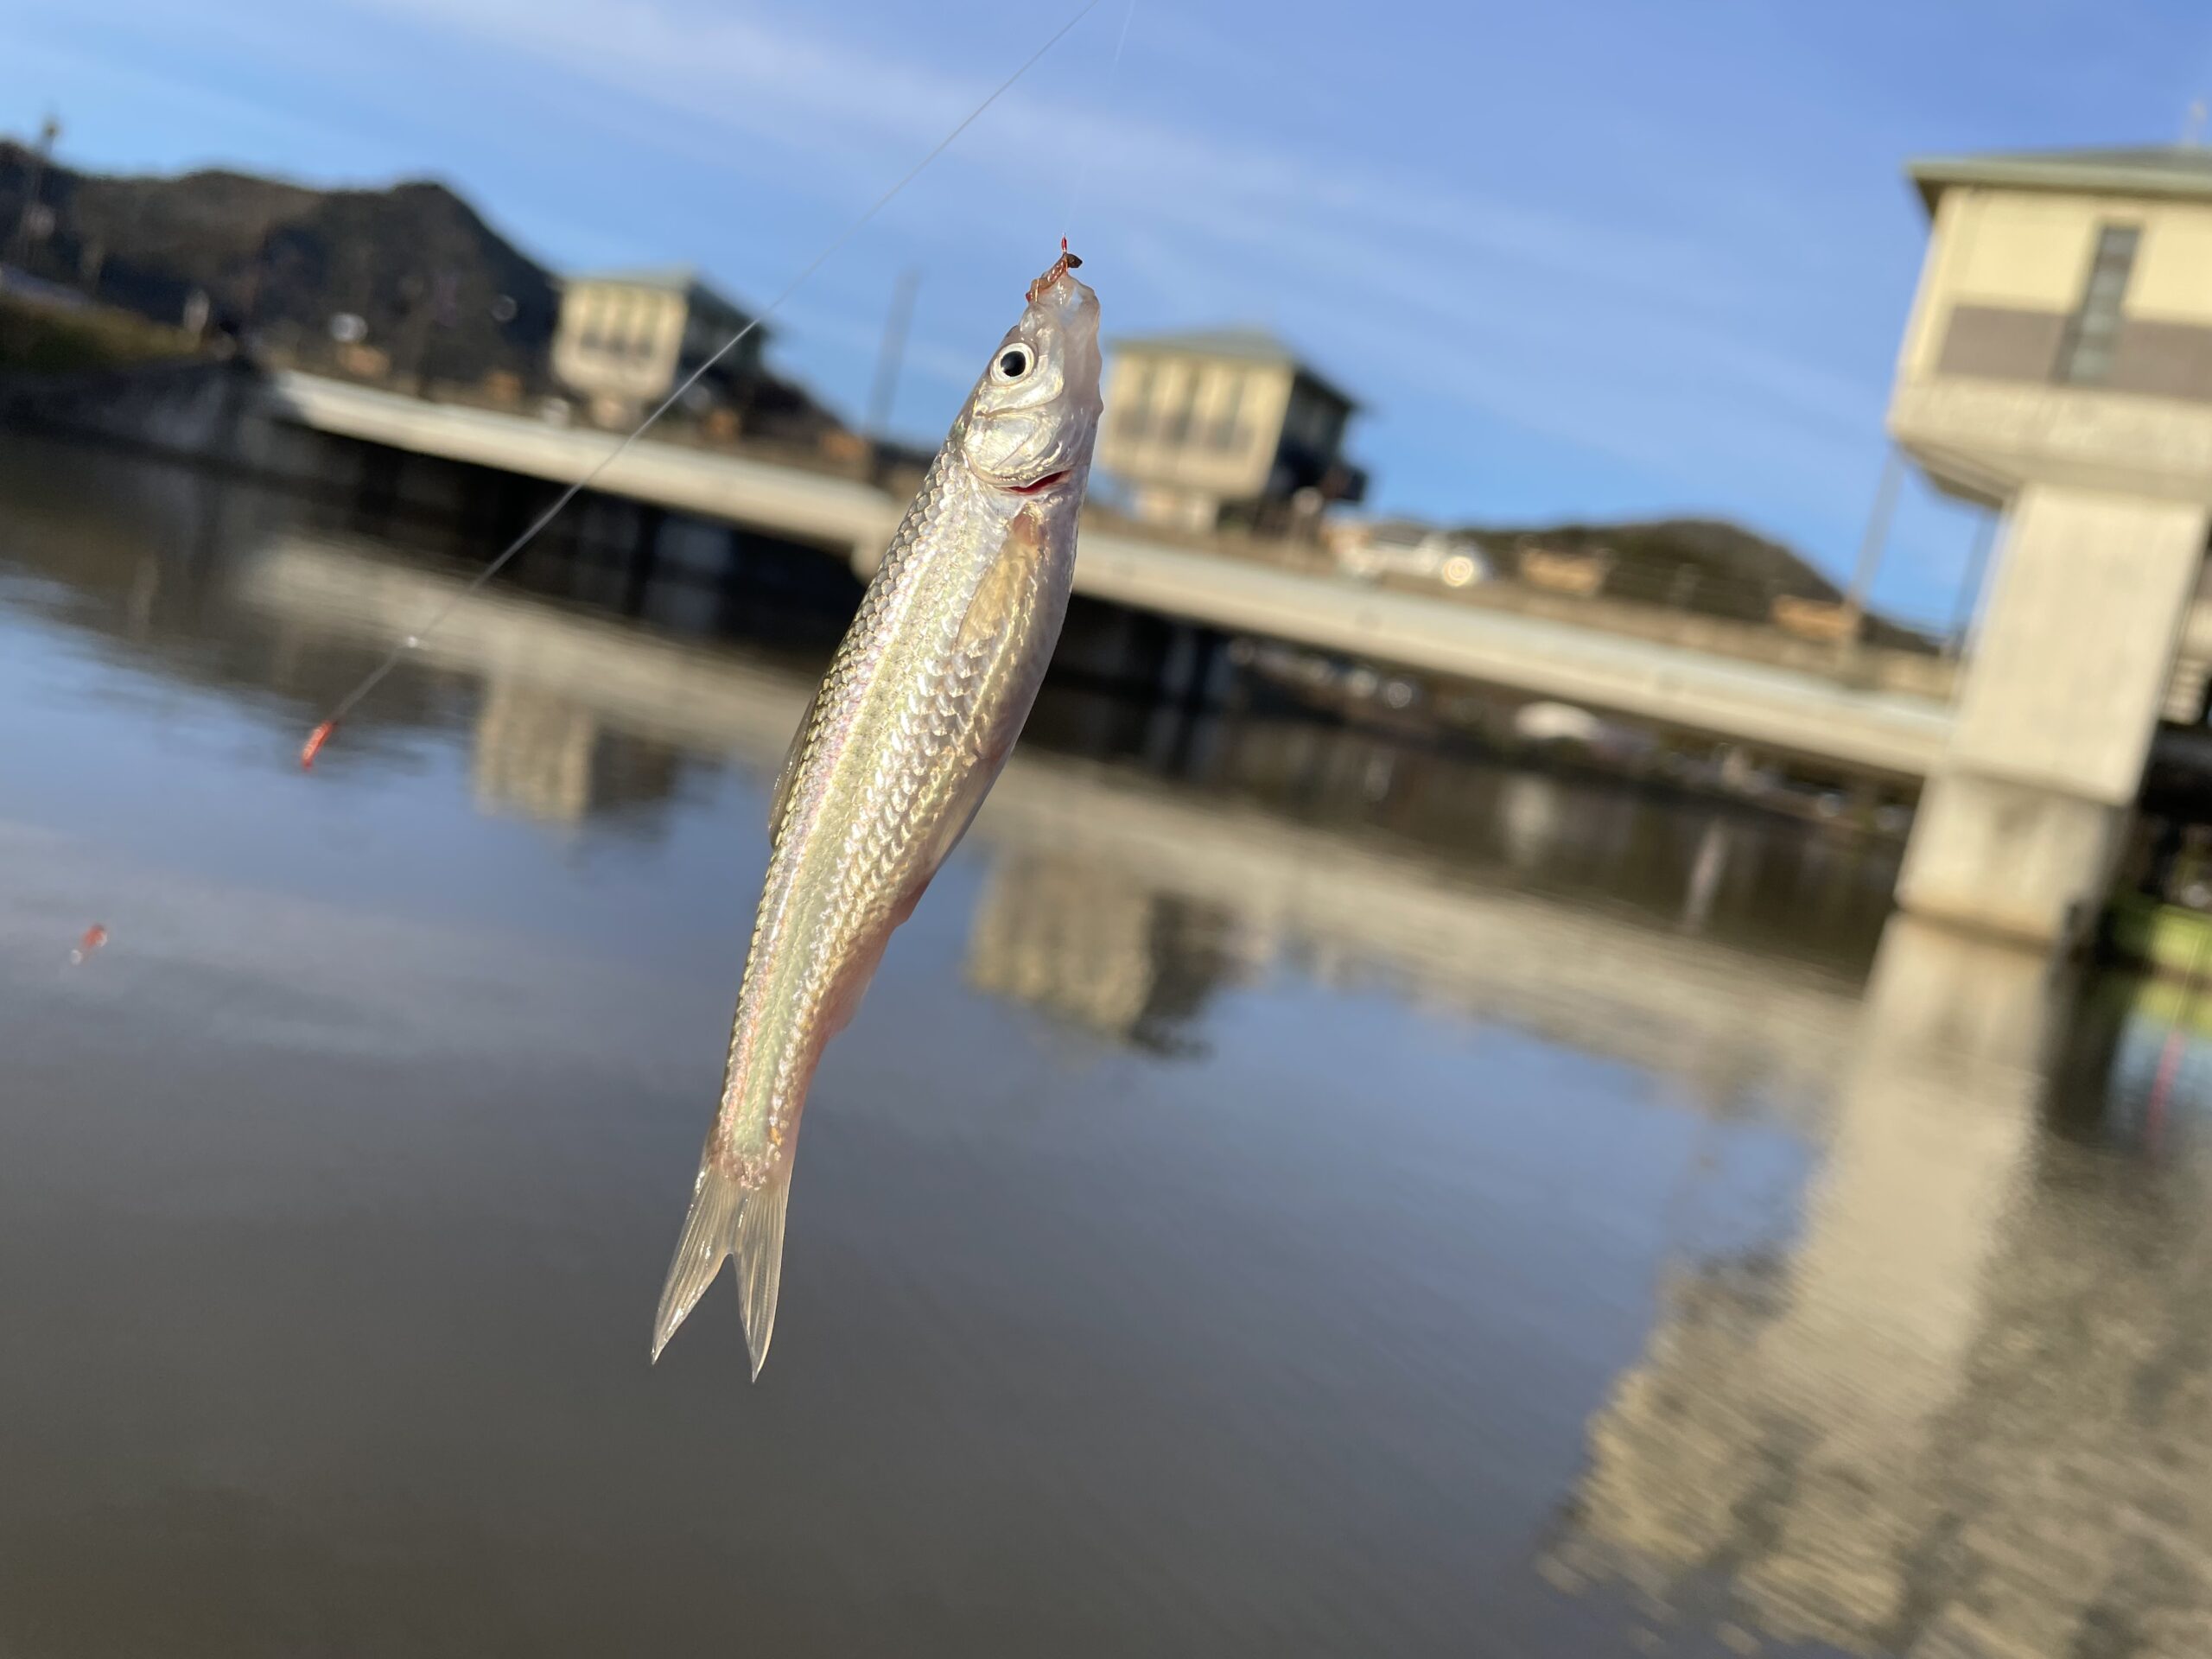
<box><xmin>1884</xmin><ymin>145</ymin><xmax>2212</xmax><ymax>948</ymax></box>
<box><xmin>550</xmin><ymin>265</ymin><xmax>763</xmax><ymax>427</ymax></box>
<box><xmin>1898</xmin><ymin>146</ymin><xmax>2212</xmax><ymax>414</ymax></box>
<box><xmin>1096</xmin><ymin>327</ymin><xmax>1365</xmax><ymax>535</ymax></box>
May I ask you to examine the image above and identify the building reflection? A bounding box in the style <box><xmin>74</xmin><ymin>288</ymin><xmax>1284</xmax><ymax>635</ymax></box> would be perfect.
<box><xmin>1550</xmin><ymin>916</ymin><xmax>2212</xmax><ymax>1656</ymax></box>
<box><xmin>470</xmin><ymin>675</ymin><xmax>683</xmax><ymax>825</ymax></box>
<box><xmin>472</xmin><ymin>677</ymin><xmax>600</xmax><ymax>823</ymax></box>
<box><xmin>963</xmin><ymin>851</ymin><xmax>1249</xmax><ymax>1053</ymax></box>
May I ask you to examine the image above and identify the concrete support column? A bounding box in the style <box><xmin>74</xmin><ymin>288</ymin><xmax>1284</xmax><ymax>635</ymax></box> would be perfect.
<box><xmin>1898</xmin><ymin>484</ymin><xmax>2209</xmax><ymax>947</ymax></box>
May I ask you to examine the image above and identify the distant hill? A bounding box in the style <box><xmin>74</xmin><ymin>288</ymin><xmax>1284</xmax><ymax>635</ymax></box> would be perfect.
<box><xmin>0</xmin><ymin>143</ymin><xmax>842</xmax><ymax>439</ymax></box>
<box><xmin>0</xmin><ymin>142</ymin><xmax>559</xmax><ymax>386</ymax></box>
<box><xmin>1458</xmin><ymin>516</ymin><xmax>1935</xmax><ymax>650</ymax></box>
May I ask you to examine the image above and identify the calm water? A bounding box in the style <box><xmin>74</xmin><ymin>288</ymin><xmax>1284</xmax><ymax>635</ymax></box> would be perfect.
<box><xmin>0</xmin><ymin>435</ymin><xmax>2205</xmax><ymax>1658</ymax></box>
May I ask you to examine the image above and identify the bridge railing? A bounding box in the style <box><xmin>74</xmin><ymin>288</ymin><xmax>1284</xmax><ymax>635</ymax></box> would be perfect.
<box><xmin>261</xmin><ymin>345</ymin><xmax>879</xmax><ymax>486</ymax></box>
<box><xmin>1071</xmin><ymin>503</ymin><xmax>1961</xmax><ymax>702</ymax></box>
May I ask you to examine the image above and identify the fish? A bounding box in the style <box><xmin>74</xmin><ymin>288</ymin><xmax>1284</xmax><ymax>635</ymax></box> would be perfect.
<box><xmin>651</xmin><ymin>248</ymin><xmax>1103</xmax><ymax>1377</ymax></box>
<box><xmin>67</xmin><ymin>924</ymin><xmax>108</xmax><ymax>966</ymax></box>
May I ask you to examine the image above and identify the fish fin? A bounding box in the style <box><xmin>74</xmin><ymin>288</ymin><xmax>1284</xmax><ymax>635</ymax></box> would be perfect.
<box><xmin>768</xmin><ymin>686</ymin><xmax>823</xmax><ymax>842</ymax></box>
<box><xmin>817</xmin><ymin>873</ymin><xmax>937</xmax><ymax>1046</ymax></box>
<box><xmin>816</xmin><ymin>922</ymin><xmax>888</xmax><ymax>1044</ymax></box>
<box><xmin>732</xmin><ymin>1176</ymin><xmax>791</xmax><ymax>1380</ymax></box>
<box><xmin>651</xmin><ymin>1154</ymin><xmax>792</xmax><ymax>1380</ymax></box>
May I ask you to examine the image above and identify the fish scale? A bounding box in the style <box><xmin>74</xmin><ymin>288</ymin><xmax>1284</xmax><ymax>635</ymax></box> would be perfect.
<box><xmin>652</xmin><ymin>255</ymin><xmax>1103</xmax><ymax>1378</ymax></box>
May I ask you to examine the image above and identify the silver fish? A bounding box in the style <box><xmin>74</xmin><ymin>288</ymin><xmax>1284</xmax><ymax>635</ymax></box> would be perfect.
<box><xmin>651</xmin><ymin>251</ymin><xmax>1103</xmax><ymax>1376</ymax></box>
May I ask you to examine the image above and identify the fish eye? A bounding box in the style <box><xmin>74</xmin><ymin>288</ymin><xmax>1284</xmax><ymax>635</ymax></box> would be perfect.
<box><xmin>993</xmin><ymin>342</ymin><xmax>1035</xmax><ymax>384</ymax></box>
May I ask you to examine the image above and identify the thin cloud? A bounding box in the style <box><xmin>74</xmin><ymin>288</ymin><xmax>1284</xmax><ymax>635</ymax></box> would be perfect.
<box><xmin>338</xmin><ymin>0</ymin><xmax>1871</xmax><ymax>486</ymax></box>
<box><xmin>43</xmin><ymin>0</ymin><xmax>1904</xmax><ymax>592</ymax></box>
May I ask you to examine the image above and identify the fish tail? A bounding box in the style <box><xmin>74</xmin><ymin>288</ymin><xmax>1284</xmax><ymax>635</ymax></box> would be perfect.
<box><xmin>650</xmin><ymin>1147</ymin><xmax>791</xmax><ymax>1380</ymax></box>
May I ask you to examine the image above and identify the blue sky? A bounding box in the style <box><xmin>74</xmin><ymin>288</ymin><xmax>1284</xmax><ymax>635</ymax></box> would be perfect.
<box><xmin>10</xmin><ymin>0</ymin><xmax>2212</xmax><ymax>625</ymax></box>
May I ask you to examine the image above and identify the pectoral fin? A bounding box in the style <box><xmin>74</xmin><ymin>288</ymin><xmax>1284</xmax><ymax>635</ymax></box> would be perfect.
<box><xmin>767</xmin><ymin>685</ymin><xmax>823</xmax><ymax>842</ymax></box>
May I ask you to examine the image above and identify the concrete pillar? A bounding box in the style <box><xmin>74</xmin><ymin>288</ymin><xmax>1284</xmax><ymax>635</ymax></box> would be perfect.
<box><xmin>1898</xmin><ymin>484</ymin><xmax>2208</xmax><ymax>948</ymax></box>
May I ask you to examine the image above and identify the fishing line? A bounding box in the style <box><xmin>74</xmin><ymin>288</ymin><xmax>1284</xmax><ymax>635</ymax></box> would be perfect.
<box><xmin>1059</xmin><ymin>0</ymin><xmax>1139</xmax><ymax>245</ymax></box>
<box><xmin>301</xmin><ymin>0</ymin><xmax>1104</xmax><ymax>767</ymax></box>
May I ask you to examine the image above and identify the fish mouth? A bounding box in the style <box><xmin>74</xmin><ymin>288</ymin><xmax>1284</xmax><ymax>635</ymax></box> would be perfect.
<box><xmin>1007</xmin><ymin>468</ymin><xmax>1070</xmax><ymax>496</ymax></box>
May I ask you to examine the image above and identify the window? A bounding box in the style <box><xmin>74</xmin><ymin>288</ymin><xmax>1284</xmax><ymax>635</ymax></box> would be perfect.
<box><xmin>640</xmin><ymin>296</ymin><xmax>676</xmax><ymax>359</ymax></box>
<box><xmin>1211</xmin><ymin>373</ymin><xmax>1245</xmax><ymax>451</ymax></box>
<box><xmin>1163</xmin><ymin>372</ymin><xmax>1198</xmax><ymax>446</ymax></box>
<box><xmin>1116</xmin><ymin>362</ymin><xmax>1154</xmax><ymax>441</ymax></box>
<box><xmin>2056</xmin><ymin>223</ymin><xmax>2140</xmax><ymax>385</ymax></box>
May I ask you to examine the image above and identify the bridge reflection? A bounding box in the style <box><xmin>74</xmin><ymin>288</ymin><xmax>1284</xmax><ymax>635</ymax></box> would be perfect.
<box><xmin>238</xmin><ymin>531</ymin><xmax>1887</xmax><ymax>1102</ymax></box>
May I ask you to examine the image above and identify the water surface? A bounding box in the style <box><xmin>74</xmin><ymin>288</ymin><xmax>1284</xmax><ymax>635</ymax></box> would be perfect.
<box><xmin>0</xmin><ymin>435</ymin><xmax>2198</xmax><ymax>1657</ymax></box>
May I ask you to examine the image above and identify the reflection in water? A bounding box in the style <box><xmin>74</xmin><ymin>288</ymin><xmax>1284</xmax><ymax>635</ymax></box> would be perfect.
<box><xmin>473</xmin><ymin>679</ymin><xmax>601</xmax><ymax>823</ymax></box>
<box><xmin>1552</xmin><ymin>921</ymin><xmax>2212</xmax><ymax>1658</ymax></box>
<box><xmin>471</xmin><ymin>677</ymin><xmax>685</xmax><ymax>825</ymax></box>
<box><xmin>14</xmin><ymin>433</ymin><xmax>2212</xmax><ymax>1656</ymax></box>
<box><xmin>1681</xmin><ymin>817</ymin><xmax>1732</xmax><ymax>935</ymax></box>
<box><xmin>1498</xmin><ymin>771</ymin><xmax>1567</xmax><ymax>874</ymax></box>
<box><xmin>220</xmin><ymin>526</ymin><xmax>1889</xmax><ymax>1105</ymax></box>
<box><xmin>964</xmin><ymin>852</ymin><xmax>1251</xmax><ymax>1053</ymax></box>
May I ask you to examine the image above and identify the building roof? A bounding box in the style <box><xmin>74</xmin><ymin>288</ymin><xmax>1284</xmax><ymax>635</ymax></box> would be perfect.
<box><xmin>1109</xmin><ymin>326</ymin><xmax>1358</xmax><ymax>410</ymax></box>
<box><xmin>1906</xmin><ymin>144</ymin><xmax>2212</xmax><ymax>215</ymax></box>
<box><xmin>565</xmin><ymin>263</ymin><xmax>702</xmax><ymax>292</ymax></box>
<box><xmin>559</xmin><ymin>264</ymin><xmax>762</xmax><ymax>332</ymax></box>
